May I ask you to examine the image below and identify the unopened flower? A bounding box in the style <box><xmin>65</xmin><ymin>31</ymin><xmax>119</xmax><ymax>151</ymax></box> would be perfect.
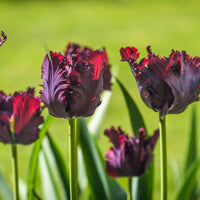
<box><xmin>0</xmin><ymin>88</ymin><xmax>43</xmax><ymax>145</ymax></box>
<box><xmin>120</xmin><ymin>46</ymin><xmax>200</xmax><ymax>117</ymax></box>
<box><xmin>0</xmin><ymin>31</ymin><xmax>7</xmax><ymax>46</ymax></box>
<box><xmin>104</xmin><ymin>127</ymin><xmax>159</xmax><ymax>177</ymax></box>
<box><xmin>40</xmin><ymin>43</ymin><xmax>111</xmax><ymax>118</ymax></box>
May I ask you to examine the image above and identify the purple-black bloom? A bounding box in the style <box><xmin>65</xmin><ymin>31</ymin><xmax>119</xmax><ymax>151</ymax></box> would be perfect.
<box><xmin>40</xmin><ymin>43</ymin><xmax>111</xmax><ymax>118</ymax></box>
<box><xmin>120</xmin><ymin>46</ymin><xmax>200</xmax><ymax>117</ymax></box>
<box><xmin>104</xmin><ymin>127</ymin><xmax>159</xmax><ymax>177</ymax></box>
<box><xmin>0</xmin><ymin>31</ymin><xmax>7</xmax><ymax>46</ymax></box>
<box><xmin>0</xmin><ymin>88</ymin><xmax>43</xmax><ymax>145</ymax></box>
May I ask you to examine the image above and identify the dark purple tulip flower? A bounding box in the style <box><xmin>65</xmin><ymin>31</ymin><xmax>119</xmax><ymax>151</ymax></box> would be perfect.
<box><xmin>40</xmin><ymin>43</ymin><xmax>111</xmax><ymax>119</ymax></box>
<box><xmin>104</xmin><ymin>127</ymin><xmax>159</xmax><ymax>177</ymax></box>
<box><xmin>0</xmin><ymin>88</ymin><xmax>44</xmax><ymax>145</ymax></box>
<box><xmin>120</xmin><ymin>46</ymin><xmax>200</xmax><ymax>117</ymax></box>
<box><xmin>0</xmin><ymin>31</ymin><xmax>7</xmax><ymax>46</ymax></box>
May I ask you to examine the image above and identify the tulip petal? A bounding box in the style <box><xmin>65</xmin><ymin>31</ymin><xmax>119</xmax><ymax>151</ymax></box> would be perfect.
<box><xmin>40</xmin><ymin>53</ymin><xmax>70</xmax><ymax>118</ymax></box>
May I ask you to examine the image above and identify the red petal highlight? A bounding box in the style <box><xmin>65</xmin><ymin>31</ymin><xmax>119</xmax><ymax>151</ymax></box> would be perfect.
<box><xmin>13</xmin><ymin>94</ymin><xmax>40</xmax><ymax>134</ymax></box>
<box><xmin>88</xmin><ymin>51</ymin><xmax>105</xmax><ymax>80</ymax></box>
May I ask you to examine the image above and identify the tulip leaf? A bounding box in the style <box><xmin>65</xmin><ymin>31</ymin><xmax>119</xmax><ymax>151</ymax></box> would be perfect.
<box><xmin>79</xmin><ymin>118</ymin><xmax>111</xmax><ymax>200</ymax></box>
<box><xmin>88</xmin><ymin>65</ymin><xmax>119</xmax><ymax>138</ymax></box>
<box><xmin>116</xmin><ymin>78</ymin><xmax>146</xmax><ymax>136</ymax></box>
<box><xmin>79</xmin><ymin>118</ymin><xmax>127</xmax><ymax>200</ymax></box>
<box><xmin>169</xmin><ymin>160</ymin><xmax>180</xmax><ymax>189</ymax></box>
<box><xmin>0</xmin><ymin>172</ymin><xmax>13</xmax><ymax>200</ymax></box>
<box><xmin>132</xmin><ymin>162</ymin><xmax>154</xmax><ymax>200</ymax></box>
<box><xmin>93</xmin><ymin>134</ymin><xmax>127</xmax><ymax>200</ymax></box>
<box><xmin>182</xmin><ymin>105</ymin><xmax>198</xmax><ymax>199</ymax></box>
<box><xmin>27</xmin><ymin>114</ymin><xmax>54</xmax><ymax>200</ymax></box>
<box><xmin>107</xmin><ymin>176</ymin><xmax>127</xmax><ymax>200</ymax></box>
<box><xmin>39</xmin><ymin>135</ymin><xmax>70</xmax><ymax>200</ymax></box>
<box><xmin>46</xmin><ymin>134</ymin><xmax>70</xmax><ymax>200</ymax></box>
<box><xmin>117</xmin><ymin>79</ymin><xmax>154</xmax><ymax>200</ymax></box>
<box><xmin>77</xmin><ymin>147</ymin><xmax>88</xmax><ymax>195</ymax></box>
<box><xmin>88</xmin><ymin>91</ymin><xmax>112</xmax><ymax>138</ymax></box>
<box><xmin>174</xmin><ymin>159</ymin><xmax>200</xmax><ymax>200</ymax></box>
<box><xmin>39</xmin><ymin>149</ymin><xmax>60</xmax><ymax>200</ymax></box>
<box><xmin>184</xmin><ymin>105</ymin><xmax>197</xmax><ymax>171</ymax></box>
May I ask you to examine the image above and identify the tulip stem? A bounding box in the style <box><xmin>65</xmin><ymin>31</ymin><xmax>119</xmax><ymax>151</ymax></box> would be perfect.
<box><xmin>128</xmin><ymin>177</ymin><xmax>133</xmax><ymax>200</ymax></box>
<box><xmin>69</xmin><ymin>118</ymin><xmax>78</xmax><ymax>200</ymax></box>
<box><xmin>11</xmin><ymin>144</ymin><xmax>19</xmax><ymax>200</ymax></box>
<box><xmin>159</xmin><ymin>116</ymin><xmax>167</xmax><ymax>200</ymax></box>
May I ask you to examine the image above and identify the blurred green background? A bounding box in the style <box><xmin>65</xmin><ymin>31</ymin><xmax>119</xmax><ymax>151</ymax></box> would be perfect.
<box><xmin>1</xmin><ymin>0</ymin><xmax>200</xmax><ymax>199</ymax></box>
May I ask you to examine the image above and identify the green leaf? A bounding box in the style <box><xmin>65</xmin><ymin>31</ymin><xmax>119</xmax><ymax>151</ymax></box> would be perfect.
<box><xmin>46</xmin><ymin>134</ymin><xmax>70</xmax><ymax>200</ymax></box>
<box><xmin>0</xmin><ymin>172</ymin><xmax>13</xmax><ymax>200</ymax></box>
<box><xmin>117</xmin><ymin>79</ymin><xmax>154</xmax><ymax>200</ymax></box>
<box><xmin>77</xmin><ymin>147</ymin><xmax>88</xmax><ymax>193</ymax></box>
<box><xmin>79</xmin><ymin>118</ymin><xmax>126</xmax><ymax>199</ymax></box>
<box><xmin>174</xmin><ymin>159</ymin><xmax>200</xmax><ymax>200</ymax></box>
<box><xmin>88</xmin><ymin>91</ymin><xmax>112</xmax><ymax>138</ymax></box>
<box><xmin>184</xmin><ymin>105</ymin><xmax>197</xmax><ymax>172</ymax></box>
<box><xmin>79</xmin><ymin>118</ymin><xmax>111</xmax><ymax>200</ymax></box>
<box><xmin>93</xmin><ymin>133</ymin><xmax>127</xmax><ymax>200</ymax></box>
<box><xmin>107</xmin><ymin>177</ymin><xmax>127</xmax><ymax>200</ymax></box>
<box><xmin>39</xmin><ymin>147</ymin><xmax>60</xmax><ymax>200</ymax></box>
<box><xmin>132</xmin><ymin>162</ymin><xmax>154</xmax><ymax>200</ymax></box>
<box><xmin>88</xmin><ymin>65</ymin><xmax>119</xmax><ymax>138</ymax></box>
<box><xmin>169</xmin><ymin>159</ymin><xmax>180</xmax><ymax>189</ymax></box>
<box><xmin>27</xmin><ymin>114</ymin><xmax>54</xmax><ymax>200</ymax></box>
<box><xmin>116</xmin><ymin>78</ymin><xmax>146</xmax><ymax>136</ymax></box>
<box><xmin>182</xmin><ymin>105</ymin><xmax>198</xmax><ymax>199</ymax></box>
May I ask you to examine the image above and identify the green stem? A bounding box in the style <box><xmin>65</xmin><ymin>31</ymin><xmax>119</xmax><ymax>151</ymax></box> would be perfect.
<box><xmin>128</xmin><ymin>177</ymin><xmax>133</xmax><ymax>200</ymax></box>
<box><xmin>69</xmin><ymin>118</ymin><xmax>78</xmax><ymax>200</ymax></box>
<box><xmin>12</xmin><ymin>144</ymin><xmax>19</xmax><ymax>200</ymax></box>
<box><xmin>159</xmin><ymin>116</ymin><xmax>167</xmax><ymax>200</ymax></box>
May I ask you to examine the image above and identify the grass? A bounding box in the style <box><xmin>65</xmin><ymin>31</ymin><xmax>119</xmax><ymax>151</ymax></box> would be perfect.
<box><xmin>1</xmin><ymin>0</ymin><xmax>200</xmax><ymax>199</ymax></box>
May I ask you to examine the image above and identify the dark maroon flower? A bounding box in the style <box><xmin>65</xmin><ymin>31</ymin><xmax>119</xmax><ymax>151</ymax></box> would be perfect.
<box><xmin>104</xmin><ymin>127</ymin><xmax>159</xmax><ymax>177</ymax></box>
<box><xmin>120</xmin><ymin>46</ymin><xmax>200</xmax><ymax>117</ymax></box>
<box><xmin>0</xmin><ymin>31</ymin><xmax>7</xmax><ymax>46</ymax></box>
<box><xmin>0</xmin><ymin>88</ymin><xmax>43</xmax><ymax>145</ymax></box>
<box><xmin>40</xmin><ymin>43</ymin><xmax>111</xmax><ymax>118</ymax></box>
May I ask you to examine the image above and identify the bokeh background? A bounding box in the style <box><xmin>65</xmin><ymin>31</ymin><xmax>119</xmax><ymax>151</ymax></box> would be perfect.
<box><xmin>1</xmin><ymin>0</ymin><xmax>200</xmax><ymax>199</ymax></box>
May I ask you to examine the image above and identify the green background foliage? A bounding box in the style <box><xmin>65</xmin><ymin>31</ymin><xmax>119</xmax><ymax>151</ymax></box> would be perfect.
<box><xmin>1</xmin><ymin>0</ymin><xmax>200</xmax><ymax>199</ymax></box>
